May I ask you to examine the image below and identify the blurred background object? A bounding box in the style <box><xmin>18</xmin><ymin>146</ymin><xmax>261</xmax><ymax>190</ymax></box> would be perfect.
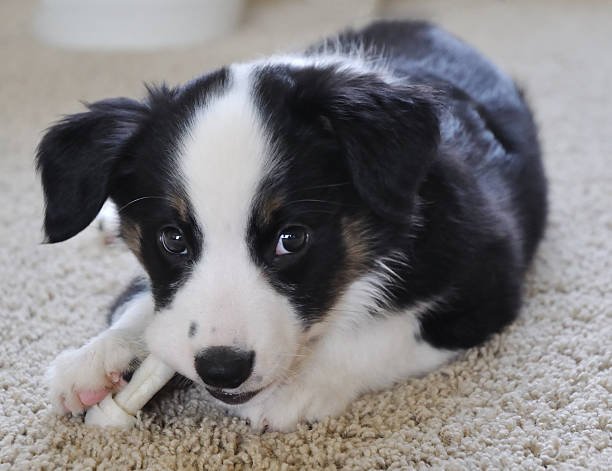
<box><xmin>33</xmin><ymin>0</ymin><xmax>382</xmax><ymax>51</ymax></box>
<box><xmin>34</xmin><ymin>0</ymin><xmax>247</xmax><ymax>50</ymax></box>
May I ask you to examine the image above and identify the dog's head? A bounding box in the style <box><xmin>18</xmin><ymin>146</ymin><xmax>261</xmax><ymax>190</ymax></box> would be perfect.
<box><xmin>37</xmin><ymin>61</ymin><xmax>439</xmax><ymax>405</ymax></box>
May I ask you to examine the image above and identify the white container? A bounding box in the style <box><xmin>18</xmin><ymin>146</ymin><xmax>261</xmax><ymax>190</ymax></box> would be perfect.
<box><xmin>34</xmin><ymin>0</ymin><xmax>246</xmax><ymax>51</ymax></box>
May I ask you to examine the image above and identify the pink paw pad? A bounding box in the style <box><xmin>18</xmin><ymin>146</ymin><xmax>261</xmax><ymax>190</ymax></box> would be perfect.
<box><xmin>73</xmin><ymin>372</ymin><xmax>128</xmax><ymax>408</ymax></box>
<box><xmin>78</xmin><ymin>389</ymin><xmax>111</xmax><ymax>407</ymax></box>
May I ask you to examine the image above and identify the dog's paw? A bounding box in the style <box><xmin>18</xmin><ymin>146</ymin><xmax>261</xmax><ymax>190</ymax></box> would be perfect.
<box><xmin>237</xmin><ymin>380</ymin><xmax>352</xmax><ymax>432</ymax></box>
<box><xmin>46</xmin><ymin>332</ymin><xmax>137</xmax><ymax>415</ymax></box>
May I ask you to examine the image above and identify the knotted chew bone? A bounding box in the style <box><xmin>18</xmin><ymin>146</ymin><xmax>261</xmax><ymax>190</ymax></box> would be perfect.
<box><xmin>84</xmin><ymin>355</ymin><xmax>175</xmax><ymax>428</ymax></box>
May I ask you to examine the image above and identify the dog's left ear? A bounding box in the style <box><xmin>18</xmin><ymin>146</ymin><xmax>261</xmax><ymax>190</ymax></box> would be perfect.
<box><xmin>290</xmin><ymin>67</ymin><xmax>440</xmax><ymax>222</ymax></box>
<box><xmin>36</xmin><ymin>98</ymin><xmax>148</xmax><ymax>243</ymax></box>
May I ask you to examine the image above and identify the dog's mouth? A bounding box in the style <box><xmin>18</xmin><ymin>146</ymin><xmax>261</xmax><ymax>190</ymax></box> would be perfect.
<box><xmin>205</xmin><ymin>387</ymin><xmax>261</xmax><ymax>405</ymax></box>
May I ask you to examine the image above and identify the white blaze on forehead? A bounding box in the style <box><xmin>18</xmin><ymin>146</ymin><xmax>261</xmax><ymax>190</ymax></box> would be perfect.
<box><xmin>169</xmin><ymin>65</ymin><xmax>300</xmax><ymax>357</ymax></box>
<box><xmin>179</xmin><ymin>65</ymin><xmax>268</xmax><ymax>247</ymax></box>
<box><xmin>150</xmin><ymin>65</ymin><xmax>301</xmax><ymax>385</ymax></box>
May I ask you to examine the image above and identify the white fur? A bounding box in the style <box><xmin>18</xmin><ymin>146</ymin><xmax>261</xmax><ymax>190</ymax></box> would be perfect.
<box><xmin>94</xmin><ymin>200</ymin><xmax>120</xmax><ymax>244</ymax></box>
<box><xmin>145</xmin><ymin>66</ymin><xmax>301</xmax><ymax>393</ymax></box>
<box><xmin>236</xmin><ymin>274</ymin><xmax>455</xmax><ymax>431</ymax></box>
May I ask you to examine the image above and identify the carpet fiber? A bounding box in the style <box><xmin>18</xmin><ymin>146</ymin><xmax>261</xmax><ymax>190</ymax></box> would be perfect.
<box><xmin>1</xmin><ymin>0</ymin><xmax>610</xmax><ymax>469</ymax></box>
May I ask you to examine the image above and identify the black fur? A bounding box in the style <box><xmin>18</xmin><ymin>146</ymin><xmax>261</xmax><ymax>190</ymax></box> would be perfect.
<box><xmin>254</xmin><ymin>65</ymin><xmax>440</xmax><ymax>222</ymax></box>
<box><xmin>36</xmin><ymin>98</ymin><xmax>147</xmax><ymax>243</ymax></box>
<box><xmin>246</xmin><ymin>21</ymin><xmax>547</xmax><ymax>345</ymax></box>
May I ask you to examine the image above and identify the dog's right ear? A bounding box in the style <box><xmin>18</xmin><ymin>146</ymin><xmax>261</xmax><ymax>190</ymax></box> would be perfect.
<box><xmin>36</xmin><ymin>98</ymin><xmax>148</xmax><ymax>243</ymax></box>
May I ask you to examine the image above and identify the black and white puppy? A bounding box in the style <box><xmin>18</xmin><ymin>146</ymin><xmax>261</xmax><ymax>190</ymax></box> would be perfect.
<box><xmin>38</xmin><ymin>21</ymin><xmax>547</xmax><ymax>431</ymax></box>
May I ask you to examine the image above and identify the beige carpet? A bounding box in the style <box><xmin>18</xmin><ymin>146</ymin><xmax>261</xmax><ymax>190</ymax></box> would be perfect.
<box><xmin>1</xmin><ymin>0</ymin><xmax>611</xmax><ymax>469</ymax></box>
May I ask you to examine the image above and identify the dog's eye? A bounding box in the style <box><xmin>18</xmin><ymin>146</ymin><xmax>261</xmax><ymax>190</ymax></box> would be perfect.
<box><xmin>275</xmin><ymin>226</ymin><xmax>309</xmax><ymax>256</ymax></box>
<box><xmin>159</xmin><ymin>226</ymin><xmax>188</xmax><ymax>255</ymax></box>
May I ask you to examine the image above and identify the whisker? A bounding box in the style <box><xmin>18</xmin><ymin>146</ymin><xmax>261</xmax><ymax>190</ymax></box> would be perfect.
<box><xmin>326</xmin><ymin>308</ymin><xmax>371</xmax><ymax>316</ymax></box>
<box><xmin>116</xmin><ymin>196</ymin><xmax>170</xmax><ymax>214</ymax></box>
<box><xmin>290</xmin><ymin>209</ymin><xmax>338</xmax><ymax>216</ymax></box>
<box><xmin>285</xmin><ymin>182</ymin><xmax>352</xmax><ymax>194</ymax></box>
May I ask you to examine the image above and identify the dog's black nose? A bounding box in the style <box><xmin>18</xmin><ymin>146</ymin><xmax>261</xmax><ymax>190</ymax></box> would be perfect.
<box><xmin>194</xmin><ymin>347</ymin><xmax>255</xmax><ymax>389</ymax></box>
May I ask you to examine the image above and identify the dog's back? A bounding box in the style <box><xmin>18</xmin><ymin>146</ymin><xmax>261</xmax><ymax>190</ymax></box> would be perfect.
<box><xmin>315</xmin><ymin>21</ymin><xmax>547</xmax><ymax>265</ymax></box>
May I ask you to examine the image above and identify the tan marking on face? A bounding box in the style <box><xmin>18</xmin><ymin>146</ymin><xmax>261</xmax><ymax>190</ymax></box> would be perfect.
<box><xmin>341</xmin><ymin>216</ymin><xmax>372</xmax><ymax>275</ymax></box>
<box><xmin>258</xmin><ymin>193</ymin><xmax>284</xmax><ymax>226</ymax></box>
<box><xmin>314</xmin><ymin>215</ymin><xmax>374</xmax><ymax>316</ymax></box>
<box><xmin>121</xmin><ymin>221</ymin><xmax>143</xmax><ymax>262</ymax></box>
<box><xmin>170</xmin><ymin>194</ymin><xmax>189</xmax><ymax>222</ymax></box>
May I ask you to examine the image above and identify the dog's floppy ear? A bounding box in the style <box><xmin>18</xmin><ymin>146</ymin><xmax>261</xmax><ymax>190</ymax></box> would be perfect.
<box><xmin>36</xmin><ymin>98</ymin><xmax>148</xmax><ymax>243</ymax></box>
<box><xmin>292</xmin><ymin>67</ymin><xmax>440</xmax><ymax>222</ymax></box>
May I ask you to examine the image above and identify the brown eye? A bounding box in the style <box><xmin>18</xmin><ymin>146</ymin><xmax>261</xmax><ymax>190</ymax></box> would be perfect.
<box><xmin>275</xmin><ymin>226</ymin><xmax>309</xmax><ymax>256</ymax></box>
<box><xmin>159</xmin><ymin>226</ymin><xmax>188</xmax><ymax>255</ymax></box>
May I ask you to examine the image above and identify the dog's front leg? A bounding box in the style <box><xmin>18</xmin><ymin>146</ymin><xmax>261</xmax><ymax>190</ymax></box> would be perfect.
<box><xmin>46</xmin><ymin>289</ymin><xmax>154</xmax><ymax>414</ymax></box>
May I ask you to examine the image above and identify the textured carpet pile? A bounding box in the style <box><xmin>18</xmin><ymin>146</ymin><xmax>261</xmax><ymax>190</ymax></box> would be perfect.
<box><xmin>1</xmin><ymin>0</ymin><xmax>610</xmax><ymax>469</ymax></box>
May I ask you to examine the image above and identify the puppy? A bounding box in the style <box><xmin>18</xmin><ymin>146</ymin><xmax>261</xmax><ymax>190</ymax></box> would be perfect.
<box><xmin>37</xmin><ymin>21</ymin><xmax>547</xmax><ymax>431</ymax></box>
